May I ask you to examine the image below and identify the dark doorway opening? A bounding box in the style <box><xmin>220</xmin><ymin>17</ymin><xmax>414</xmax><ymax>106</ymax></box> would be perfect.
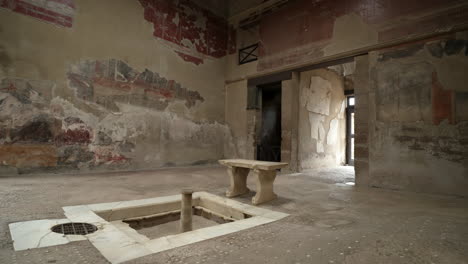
<box><xmin>346</xmin><ymin>96</ymin><xmax>355</xmax><ymax>165</ymax></box>
<box><xmin>257</xmin><ymin>82</ymin><xmax>282</xmax><ymax>162</ymax></box>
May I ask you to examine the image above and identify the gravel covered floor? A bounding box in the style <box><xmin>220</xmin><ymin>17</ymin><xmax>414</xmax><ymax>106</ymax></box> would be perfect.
<box><xmin>1</xmin><ymin>165</ymin><xmax>467</xmax><ymax>264</ymax></box>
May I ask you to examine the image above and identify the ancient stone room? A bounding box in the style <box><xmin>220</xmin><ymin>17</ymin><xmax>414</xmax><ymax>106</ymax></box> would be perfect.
<box><xmin>1</xmin><ymin>0</ymin><xmax>467</xmax><ymax>263</ymax></box>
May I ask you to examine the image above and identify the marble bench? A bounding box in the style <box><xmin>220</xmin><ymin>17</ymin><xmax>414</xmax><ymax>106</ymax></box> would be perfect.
<box><xmin>218</xmin><ymin>159</ymin><xmax>288</xmax><ymax>205</ymax></box>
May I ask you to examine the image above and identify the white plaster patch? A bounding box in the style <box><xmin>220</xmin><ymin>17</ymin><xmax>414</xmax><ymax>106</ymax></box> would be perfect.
<box><xmin>308</xmin><ymin>113</ymin><xmax>325</xmax><ymax>140</ymax></box>
<box><xmin>309</xmin><ymin>113</ymin><xmax>326</xmax><ymax>153</ymax></box>
<box><xmin>50</xmin><ymin>97</ymin><xmax>100</xmax><ymax>128</ymax></box>
<box><xmin>0</xmin><ymin>94</ymin><xmax>39</xmax><ymax>129</ymax></box>
<box><xmin>318</xmin><ymin>123</ymin><xmax>325</xmax><ymax>141</ymax></box>
<box><xmin>339</xmin><ymin>100</ymin><xmax>346</xmax><ymax>118</ymax></box>
<box><xmin>305</xmin><ymin>76</ymin><xmax>332</xmax><ymax>115</ymax></box>
<box><xmin>0</xmin><ymin>78</ymin><xmax>55</xmax><ymax>129</ymax></box>
<box><xmin>181</xmin><ymin>38</ymin><xmax>195</xmax><ymax>49</ymax></box>
<box><xmin>108</xmin><ymin>102</ymin><xmax>228</xmax><ymax>145</ymax></box>
<box><xmin>316</xmin><ymin>141</ymin><xmax>324</xmax><ymax>153</ymax></box>
<box><xmin>327</xmin><ymin>119</ymin><xmax>339</xmax><ymax>145</ymax></box>
<box><xmin>99</xmin><ymin>111</ymin><xmax>149</xmax><ymax>141</ymax></box>
<box><xmin>335</xmin><ymin>152</ymin><xmax>343</xmax><ymax>164</ymax></box>
<box><xmin>342</xmin><ymin>61</ymin><xmax>356</xmax><ymax>76</ymax></box>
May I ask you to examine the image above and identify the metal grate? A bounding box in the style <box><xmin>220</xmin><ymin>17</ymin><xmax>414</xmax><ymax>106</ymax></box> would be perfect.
<box><xmin>51</xmin><ymin>223</ymin><xmax>98</xmax><ymax>235</ymax></box>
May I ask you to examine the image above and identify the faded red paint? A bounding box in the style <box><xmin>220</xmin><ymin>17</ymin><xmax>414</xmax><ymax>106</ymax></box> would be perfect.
<box><xmin>175</xmin><ymin>52</ymin><xmax>204</xmax><ymax>65</ymax></box>
<box><xmin>95</xmin><ymin>153</ymin><xmax>129</xmax><ymax>163</ymax></box>
<box><xmin>432</xmin><ymin>72</ymin><xmax>454</xmax><ymax>125</ymax></box>
<box><xmin>258</xmin><ymin>0</ymin><xmax>466</xmax><ymax>71</ymax></box>
<box><xmin>0</xmin><ymin>82</ymin><xmax>16</xmax><ymax>92</ymax></box>
<box><xmin>138</xmin><ymin>0</ymin><xmax>231</xmax><ymax>64</ymax></box>
<box><xmin>144</xmin><ymin>88</ymin><xmax>173</xmax><ymax>98</ymax></box>
<box><xmin>93</xmin><ymin>77</ymin><xmax>133</xmax><ymax>91</ymax></box>
<box><xmin>56</xmin><ymin>129</ymin><xmax>92</xmax><ymax>145</ymax></box>
<box><xmin>94</xmin><ymin>74</ymin><xmax>174</xmax><ymax>98</ymax></box>
<box><xmin>0</xmin><ymin>0</ymin><xmax>75</xmax><ymax>28</ymax></box>
<box><xmin>68</xmin><ymin>59</ymin><xmax>204</xmax><ymax>109</ymax></box>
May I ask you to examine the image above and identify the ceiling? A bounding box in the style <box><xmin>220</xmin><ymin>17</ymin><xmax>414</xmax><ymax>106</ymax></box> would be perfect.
<box><xmin>191</xmin><ymin>0</ymin><xmax>269</xmax><ymax>18</ymax></box>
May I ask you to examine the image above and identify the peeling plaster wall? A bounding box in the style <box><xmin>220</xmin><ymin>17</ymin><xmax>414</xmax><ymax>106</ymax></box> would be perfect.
<box><xmin>0</xmin><ymin>0</ymin><xmax>231</xmax><ymax>175</ymax></box>
<box><xmin>357</xmin><ymin>33</ymin><xmax>468</xmax><ymax>196</ymax></box>
<box><xmin>0</xmin><ymin>0</ymin><xmax>75</xmax><ymax>28</ymax></box>
<box><xmin>298</xmin><ymin>69</ymin><xmax>346</xmax><ymax>170</ymax></box>
<box><xmin>224</xmin><ymin>0</ymin><xmax>468</xmax><ymax>83</ymax></box>
<box><xmin>138</xmin><ymin>0</ymin><xmax>236</xmax><ymax>65</ymax></box>
<box><xmin>223</xmin><ymin>0</ymin><xmax>468</xmax><ymax>144</ymax></box>
<box><xmin>257</xmin><ymin>0</ymin><xmax>468</xmax><ymax>72</ymax></box>
<box><xmin>223</xmin><ymin>0</ymin><xmax>468</xmax><ymax>180</ymax></box>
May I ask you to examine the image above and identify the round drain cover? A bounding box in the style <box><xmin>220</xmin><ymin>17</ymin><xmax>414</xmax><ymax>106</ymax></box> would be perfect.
<box><xmin>51</xmin><ymin>223</ymin><xmax>98</xmax><ymax>235</ymax></box>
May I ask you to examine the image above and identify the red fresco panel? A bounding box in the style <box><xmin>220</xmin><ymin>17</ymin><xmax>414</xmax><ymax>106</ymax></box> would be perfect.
<box><xmin>258</xmin><ymin>0</ymin><xmax>466</xmax><ymax>71</ymax></box>
<box><xmin>138</xmin><ymin>0</ymin><xmax>231</xmax><ymax>65</ymax></box>
<box><xmin>0</xmin><ymin>0</ymin><xmax>75</xmax><ymax>28</ymax></box>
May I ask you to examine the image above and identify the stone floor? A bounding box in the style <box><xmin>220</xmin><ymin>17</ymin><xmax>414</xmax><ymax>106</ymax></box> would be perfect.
<box><xmin>0</xmin><ymin>165</ymin><xmax>467</xmax><ymax>264</ymax></box>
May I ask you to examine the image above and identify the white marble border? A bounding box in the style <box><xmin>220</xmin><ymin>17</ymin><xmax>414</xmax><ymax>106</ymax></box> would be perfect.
<box><xmin>9</xmin><ymin>219</ymin><xmax>87</xmax><ymax>251</ymax></box>
<box><xmin>9</xmin><ymin>192</ymin><xmax>288</xmax><ymax>263</ymax></box>
<box><xmin>63</xmin><ymin>192</ymin><xmax>289</xmax><ymax>264</ymax></box>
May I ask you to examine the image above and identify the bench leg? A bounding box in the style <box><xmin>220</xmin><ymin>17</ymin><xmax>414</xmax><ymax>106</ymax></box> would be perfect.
<box><xmin>252</xmin><ymin>169</ymin><xmax>277</xmax><ymax>205</ymax></box>
<box><xmin>226</xmin><ymin>166</ymin><xmax>250</xmax><ymax>197</ymax></box>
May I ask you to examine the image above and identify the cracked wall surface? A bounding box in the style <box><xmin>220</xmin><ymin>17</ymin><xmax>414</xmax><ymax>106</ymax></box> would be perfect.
<box><xmin>0</xmin><ymin>0</ymin><xmax>75</xmax><ymax>28</ymax></box>
<box><xmin>224</xmin><ymin>0</ymin><xmax>468</xmax><ymax>84</ymax></box>
<box><xmin>298</xmin><ymin>69</ymin><xmax>346</xmax><ymax>170</ymax></box>
<box><xmin>256</xmin><ymin>0</ymin><xmax>468</xmax><ymax>72</ymax></box>
<box><xmin>359</xmin><ymin>33</ymin><xmax>468</xmax><ymax>196</ymax></box>
<box><xmin>0</xmin><ymin>0</ymin><xmax>230</xmax><ymax>175</ymax></box>
<box><xmin>138</xmin><ymin>0</ymin><xmax>235</xmax><ymax>65</ymax></box>
<box><xmin>68</xmin><ymin>59</ymin><xmax>205</xmax><ymax>111</ymax></box>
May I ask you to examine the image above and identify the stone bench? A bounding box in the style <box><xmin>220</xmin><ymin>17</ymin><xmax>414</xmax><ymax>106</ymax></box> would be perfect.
<box><xmin>218</xmin><ymin>159</ymin><xmax>288</xmax><ymax>205</ymax></box>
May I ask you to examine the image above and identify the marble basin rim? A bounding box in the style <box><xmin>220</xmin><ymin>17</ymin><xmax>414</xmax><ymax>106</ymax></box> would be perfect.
<box><xmin>61</xmin><ymin>191</ymin><xmax>289</xmax><ymax>264</ymax></box>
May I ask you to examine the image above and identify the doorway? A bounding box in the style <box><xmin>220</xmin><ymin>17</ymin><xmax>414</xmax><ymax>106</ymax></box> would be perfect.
<box><xmin>346</xmin><ymin>96</ymin><xmax>355</xmax><ymax>165</ymax></box>
<box><xmin>257</xmin><ymin>82</ymin><xmax>282</xmax><ymax>162</ymax></box>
